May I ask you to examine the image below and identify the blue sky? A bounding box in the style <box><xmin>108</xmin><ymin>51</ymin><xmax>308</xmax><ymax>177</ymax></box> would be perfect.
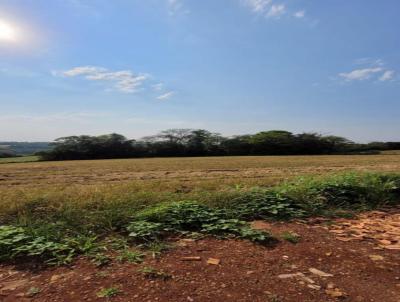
<box><xmin>0</xmin><ymin>0</ymin><xmax>399</xmax><ymax>142</ymax></box>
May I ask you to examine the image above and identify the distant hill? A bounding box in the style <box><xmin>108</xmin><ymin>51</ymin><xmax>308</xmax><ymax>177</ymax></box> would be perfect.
<box><xmin>0</xmin><ymin>142</ymin><xmax>51</xmax><ymax>156</ymax></box>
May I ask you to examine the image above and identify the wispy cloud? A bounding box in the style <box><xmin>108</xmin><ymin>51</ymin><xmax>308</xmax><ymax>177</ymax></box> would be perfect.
<box><xmin>167</xmin><ymin>0</ymin><xmax>189</xmax><ymax>16</ymax></box>
<box><xmin>153</xmin><ymin>83</ymin><xmax>164</xmax><ymax>91</ymax></box>
<box><xmin>339</xmin><ymin>67</ymin><xmax>384</xmax><ymax>81</ymax></box>
<box><xmin>242</xmin><ymin>0</ymin><xmax>271</xmax><ymax>14</ymax></box>
<box><xmin>293</xmin><ymin>10</ymin><xmax>305</xmax><ymax>18</ymax></box>
<box><xmin>267</xmin><ymin>4</ymin><xmax>285</xmax><ymax>18</ymax></box>
<box><xmin>157</xmin><ymin>91</ymin><xmax>175</xmax><ymax>100</ymax></box>
<box><xmin>338</xmin><ymin>59</ymin><xmax>397</xmax><ymax>82</ymax></box>
<box><xmin>241</xmin><ymin>0</ymin><xmax>302</xmax><ymax>20</ymax></box>
<box><xmin>379</xmin><ymin>70</ymin><xmax>395</xmax><ymax>82</ymax></box>
<box><xmin>56</xmin><ymin>66</ymin><xmax>149</xmax><ymax>93</ymax></box>
<box><xmin>354</xmin><ymin>58</ymin><xmax>384</xmax><ymax>67</ymax></box>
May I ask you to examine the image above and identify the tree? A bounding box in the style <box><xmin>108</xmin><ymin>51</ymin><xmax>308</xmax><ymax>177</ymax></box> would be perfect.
<box><xmin>249</xmin><ymin>131</ymin><xmax>295</xmax><ymax>155</ymax></box>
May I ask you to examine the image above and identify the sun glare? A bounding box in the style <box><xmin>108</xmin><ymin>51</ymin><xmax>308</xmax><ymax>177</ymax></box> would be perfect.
<box><xmin>0</xmin><ymin>20</ymin><xmax>17</xmax><ymax>42</ymax></box>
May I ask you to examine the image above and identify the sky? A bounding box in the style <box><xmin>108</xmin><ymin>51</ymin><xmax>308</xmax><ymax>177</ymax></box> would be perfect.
<box><xmin>0</xmin><ymin>0</ymin><xmax>399</xmax><ymax>142</ymax></box>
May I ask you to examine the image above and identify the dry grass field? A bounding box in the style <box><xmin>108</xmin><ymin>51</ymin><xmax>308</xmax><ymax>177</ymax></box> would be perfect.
<box><xmin>1</xmin><ymin>154</ymin><xmax>400</xmax><ymax>189</ymax></box>
<box><xmin>1</xmin><ymin>154</ymin><xmax>400</xmax><ymax>217</ymax></box>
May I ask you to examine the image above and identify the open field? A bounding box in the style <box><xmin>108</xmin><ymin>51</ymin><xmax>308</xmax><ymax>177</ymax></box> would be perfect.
<box><xmin>0</xmin><ymin>156</ymin><xmax>39</xmax><ymax>164</ymax></box>
<box><xmin>1</xmin><ymin>155</ymin><xmax>400</xmax><ymax>301</ymax></box>
<box><xmin>1</xmin><ymin>154</ymin><xmax>400</xmax><ymax>218</ymax></box>
<box><xmin>2</xmin><ymin>154</ymin><xmax>400</xmax><ymax>189</ymax></box>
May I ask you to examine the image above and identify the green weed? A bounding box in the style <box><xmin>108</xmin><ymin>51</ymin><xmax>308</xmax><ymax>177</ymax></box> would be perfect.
<box><xmin>127</xmin><ymin>201</ymin><xmax>274</xmax><ymax>244</ymax></box>
<box><xmin>281</xmin><ymin>232</ymin><xmax>301</xmax><ymax>244</ymax></box>
<box><xmin>138</xmin><ymin>266</ymin><xmax>172</xmax><ymax>280</ymax></box>
<box><xmin>116</xmin><ymin>250</ymin><xmax>144</xmax><ymax>264</ymax></box>
<box><xmin>144</xmin><ymin>241</ymin><xmax>172</xmax><ymax>258</ymax></box>
<box><xmin>96</xmin><ymin>287</ymin><xmax>121</xmax><ymax>298</ymax></box>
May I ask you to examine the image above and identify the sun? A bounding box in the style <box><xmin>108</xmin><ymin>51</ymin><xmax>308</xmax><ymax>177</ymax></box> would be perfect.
<box><xmin>0</xmin><ymin>20</ymin><xmax>17</xmax><ymax>42</ymax></box>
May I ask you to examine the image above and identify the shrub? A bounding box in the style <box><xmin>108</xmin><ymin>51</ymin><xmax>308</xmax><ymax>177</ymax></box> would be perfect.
<box><xmin>0</xmin><ymin>226</ymin><xmax>75</xmax><ymax>264</ymax></box>
<box><xmin>127</xmin><ymin>201</ymin><xmax>274</xmax><ymax>244</ymax></box>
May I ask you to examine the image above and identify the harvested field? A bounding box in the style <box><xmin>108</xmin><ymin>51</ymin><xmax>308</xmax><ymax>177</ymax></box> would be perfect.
<box><xmin>1</xmin><ymin>154</ymin><xmax>400</xmax><ymax>222</ymax></box>
<box><xmin>1</xmin><ymin>155</ymin><xmax>400</xmax><ymax>189</ymax></box>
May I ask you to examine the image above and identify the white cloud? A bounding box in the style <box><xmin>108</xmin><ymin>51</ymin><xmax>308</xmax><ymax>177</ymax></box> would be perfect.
<box><xmin>354</xmin><ymin>58</ymin><xmax>384</xmax><ymax>67</ymax></box>
<box><xmin>241</xmin><ymin>1</ymin><xmax>302</xmax><ymax>20</ymax></box>
<box><xmin>242</xmin><ymin>0</ymin><xmax>272</xmax><ymax>14</ymax></box>
<box><xmin>267</xmin><ymin>4</ymin><xmax>286</xmax><ymax>18</ymax></box>
<box><xmin>338</xmin><ymin>58</ymin><xmax>397</xmax><ymax>82</ymax></box>
<box><xmin>293</xmin><ymin>10</ymin><xmax>305</xmax><ymax>18</ymax></box>
<box><xmin>339</xmin><ymin>67</ymin><xmax>383</xmax><ymax>81</ymax></box>
<box><xmin>379</xmin><ymin>70</ymin><xmax>395</xmax><ymax>82</ymax></box>
<box><xmin>58</xmin><ymin>66</ymin><xmax>149</xmax><ymax>93</ymax></box>
<box><xmin>153</xmin><ymin>83</ymin><xmax>164</xmax><ymax>91</ymax></box>
<box><xmin>157</xmin><ymin>91</ymin><xmax>175</xmax><ymax>100</ymax></box>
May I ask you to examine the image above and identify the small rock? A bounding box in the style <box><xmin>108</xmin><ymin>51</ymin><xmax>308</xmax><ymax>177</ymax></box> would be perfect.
<box><xmin>309</xmin><ymin>268</ymin><xmax>333</xmax><ymax>277</ymax></box>
<box><xmin>207</xmin><ymin>258</ymin><xmax>220</xmax><ymax>265</ymax></box>
<box><xmin>369</xmin><ymin>254</ymin><xmax>384</xmax><ymax>261</ymax></box>
<box><xmin>298</xmin><ymin>274</ymin><xmax>316</xmax><ymax>284</ymax></box>
<box><xmin>278</xmin><ymin>273</ymin><xmax>302</xmax><ymax>279</ymax></box>
<box><xmin>327</xmin><ymin>282</ymin><xmax>335</xmax><ymax>289</ymax></box>
<box><xmin>326</xmin><ymin>288</ymin><xmax>346</xmax><ymax>298</ymax></box>
<box><xmin>181</xmin><ymin>257</ymin><xmax>201</xmax><ymax>261</ymax></box>
<box><xmin>307</xmin><ymin>284</ymin><xmax>321</xmax><ymax>290</ymax></box>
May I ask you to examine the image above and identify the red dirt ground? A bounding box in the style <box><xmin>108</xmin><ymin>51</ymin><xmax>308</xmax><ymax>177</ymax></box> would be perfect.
<box><xmin>1</xmin><ymin>210</ymin><xmax>399</xmax><ymax>302</ymax></box>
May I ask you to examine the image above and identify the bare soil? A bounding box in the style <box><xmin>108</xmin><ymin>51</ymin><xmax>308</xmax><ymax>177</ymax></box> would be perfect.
<box><xmin>1</xmin><ymin>209</ymin><xmax>399</xmax><ymax>302</ymax></box>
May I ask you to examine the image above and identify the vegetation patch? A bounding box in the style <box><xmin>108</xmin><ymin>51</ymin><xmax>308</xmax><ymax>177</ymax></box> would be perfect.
<box><xmin>138</xmin><ymin>266</ymin><xmax>172</xmax><ymax>280</ymax></box>
<box><xmin>0</xmin><ymin>172</ymin><xmax>399</xmax><ymax>265</ymax></box>
<box><xmin>281</xmin><ymin>232</ymin><xmax>301</xmax><ymax>244</ymax></box>
<box><xmin>96</xmin><ymin>287</ymin><xmax>121</xmax><ymax>298</ymax></box>
<box><xmin>127</xmin><ymin>201</ymin><xmax>273</xmax><ymax>244</ymax></box>
<box><xmin>116</xmin><ymin>250</ymin><xmax>145</xmax><ymax>264</ymax></box>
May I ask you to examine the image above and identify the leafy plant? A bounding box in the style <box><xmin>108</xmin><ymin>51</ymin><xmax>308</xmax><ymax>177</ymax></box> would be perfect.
<box><xmin>0</xmin><ymin>226</ymin><xmax>30</xmax><ymax>261</ymax></box>
<box><xmin>127</xmin><ymin>201</ymin><xmax>273</xmax><ymax>244</ymax></box>
<box><xmin>26</xmin><ymin>287</ymin><xmax>41</xmax><ymax>297</ymax></box>
<box><xmin>127</xmin><ymin>221</ymin><xmax>165</xmax><ymax>242</ymax></box>
<box><xmin>228</xmin><ymin>189</ymin><xmax>305</xmax><ymax>220</ymax></box>
<box><xmin>281</xmin><ymin>231</ymin><xmax>301</xmax><ymax>244</ymax></box>
<box><xmin>138</xmin><ymin>266</ymin><xmax>172</xmax><ymax>280</ymax></box>
<box><xmin>144</xmin><ymin>241</ymin><xmax>172</xmax><ymax>258</ymax></box>
<box><xmin>0</xmin><ymin>226</ymin><xmax>75</xmax><ymax>265</ymax></box>
<box><xmin>116</xmin><ymin>250</ymin><xmax>144</xmax><ymax>264</ymax></box>
<box><xmin>96</xmin><ymin>287</ymin><xmax>121</xmax><ymax>298</ymax></box>
<box><xmin>90</xmin><ymin>253</ymin><xmax>111</xmax><ymax>267</ymax></box>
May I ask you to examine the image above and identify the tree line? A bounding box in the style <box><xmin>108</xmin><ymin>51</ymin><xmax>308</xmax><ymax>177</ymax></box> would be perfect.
<box><xmin>36</xmin><ymin>129</ymin><xmax>400</xmax><ymax>161</ymax></box>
